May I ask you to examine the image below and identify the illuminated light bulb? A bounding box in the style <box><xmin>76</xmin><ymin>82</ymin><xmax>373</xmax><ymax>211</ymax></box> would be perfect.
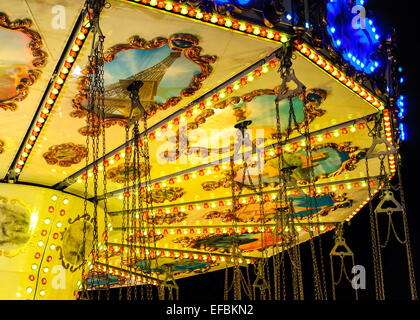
<box><xmin>34</xmin><ymin>127</ymin><xmax>40</xmax><ymax>132</ymax></box>
<box><xmin>247</xmin><ymin>75</ymin><xmax>254</xmax><ymax>82</ymax></box>
<box><xmin>109</xmin><ymin>159</ymin><xmax>115</xmax><ymax>165</ymax></box>
<box><xmin>118</xmin><ymin>195</ymin><xmax>123</xmax><ymax>200</ymax></box>
<box><xmin>225</xmin><ymin>19</ymin><xmax>232</xmax><ymax>27</ymax></box>
<box><xmin>26</xmin><ymin>144</ymin><xmax>32</xmax><ymax>149</ymax></box>
<box><xmin>317</xmin><ymin>136</ymin><xmax>323</xmax><ymax>142</ymax></box>
<box><xmin>51</xmin><ymin>195</ymin><xmax>58</xmax><ymax>201</ymax></box>
<box><xmin>18</xmin><ymin>160</ymin><xmax>24</xmax><ymax>165</ymax></box>
<box><xmin>43</xmin><ymin>108</ymin><xmax>49</xmax><ymax>114</ymax></box>
<box><xmin>350</xmin><ymin>126</ymin><xmax>356</xmax><ymax>132</ymax></box>
<box><xmin>120</xmin><ymin>152</ymin><xmax>125</xmax><ymax>158</ymax></box>
<box><xmin>50</xmin><ymin>244</ymin><xmax>55</xmax><ymax>250</ymax></box>
<box><xmin>233</xmin><ymin>83</ymin><xmax>240</xmax><ymax>90</ymax></box>
<box><xmin>72</xmin><ymin>45</ymin><xmax>80</xmax><ymax>52</ymax></box>
<box><xmin>239</xmin><ymin>24</ymin><xmax>246</xmax><ymax>31</ymax></box>
<box><xmin>206</xmin><ymin>101</ymin><xmax>212</xmax><ymax>107</ymax></box>
<box><xmin>57</xmin><ymin>222</ymin><xmax>62</xmax><ymax>228</ymax></box>
<box><xmin>31</xmin><ymin>264</ymin><xmax>37</xmax><ymax>270</ymax></box>
<box><xmin>165</xmin><ymin>3</ymin><xmax>172</xmax><ymax>10</ymax></box>
<box><xmin>27</xmin><ymin>287</ymin><xmax>33</xmax><ymax>293</ymax></box>
<box><xmin>210</xmin><ymin>15</ymin><xmax>218</xmax><ymax>23</ymax></box>
<box><xmin>87</xmin><ymin>172</ymin><xmax>92</xmax><ymax>177</ymax></box>
<box><xmin>150</xmin><ymin>0</ymin><xmax>157</xmax><ymax>5</ymax></box>
<box><xmin>220</xmin><ymin>92</ymin><xmax>226</xmax><ymax>99</ymax></box>
<box><xmin>38</xmin><ymin>241</ymin><xmax>44</xmax><ymax>247</ymax></box>
<box><xmin>281</xmin><ymin>36</ymin><xmax>288</xmax><ymax>43</ymax></box>
<box><xmin>67</xmin><ymin>56</ymin><xmax>74</xmax><ymax>63</ymax></box>
<box><xmin>196</xmin><ymin>12</ymin><xmax>203</xmax><ymax>19</ymax></box>
<box><xmin>334</xmin><ymin>131</ymin><xmax>339</xmax><ymax>137</ymax></box>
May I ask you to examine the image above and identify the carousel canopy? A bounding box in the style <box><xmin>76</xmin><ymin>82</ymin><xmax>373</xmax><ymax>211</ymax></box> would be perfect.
<box><xmin>0</xmin><ymin>0</ymin><xmax>410</xmax><ymax>300</ymax></box>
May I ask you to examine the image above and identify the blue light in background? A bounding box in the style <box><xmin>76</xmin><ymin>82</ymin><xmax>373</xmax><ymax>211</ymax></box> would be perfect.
<box><xmin>326</xmin><ymin>0</ymin><xmax>381</xmax><ymax>74</ymax></box>
<box><xmin>214</xmin><ymin>0</ymin><xmax>252</xmax><ymax>4</ymax></box>
<box><xmin>397</xmin><ymin>95</ymin><xmax>405</xmax><ymax>119</ymax></box>
<box><xmin>399</xmin><ymin>123</ymin><xmax>406</xmax><ymax>141</ymax></box>
<box><xmin>237</xmin><ymin>0</ymin><xmax>252</xmax><ymax>4</ymax></box>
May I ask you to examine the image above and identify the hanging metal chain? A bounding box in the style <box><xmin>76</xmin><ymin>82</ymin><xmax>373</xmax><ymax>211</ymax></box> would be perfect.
<box><xmin>329</xmin><ymin>224</ymin><xmax>358</xmax><ymax>300</ymax></box>
<box><xmin>119</xmin><ymin>125</ymin><xmax>130</xmax><ymax>300</ymax></box>
<box><xmin>272</xmin><ymin>54</ymin><xmax>305</xmax><ymax>300</ymax></box>
<box><xmin>368</xmin><ymin>110</ymin><xmax>417</xmax><ymax>300</ymax></box>
<box><xmin>141</xmin><ymin>117</ymin><xmax>157</xmax><ymax>300</ymax></box>
<box><xmin>224</xmin><ymin>123</ymin><xmax>256</xmax><ymax>300</ymax></box>
<box><xmin>82</xmin><ymin>0</ymin><xmax>107</xmax><ymax>299</ymax></box>
<box><xmin>365</xmin><ymin>113</ymin><xmax>386</xmax><ymax>300</ymax></box>
<box><xmin>286</xmin><ymin>86</ymin><xmax>328</xmax><ymax>300</ymax></box>
<box><xmin>396</xmin><ymin>160</ymin><xmax>418</xmax><ymax>300</ymax></box>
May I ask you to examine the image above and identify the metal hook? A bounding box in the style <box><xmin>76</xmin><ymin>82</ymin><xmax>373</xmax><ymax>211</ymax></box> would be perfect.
<box><xmin>275</xmin><ymin>69</ymin><xmax>306</xmax><ymax>103</ymax></box>
<box><xmin>375</xmin><ymin>190</ymin><xmax>402</xmax><ymax>214</ymax></box>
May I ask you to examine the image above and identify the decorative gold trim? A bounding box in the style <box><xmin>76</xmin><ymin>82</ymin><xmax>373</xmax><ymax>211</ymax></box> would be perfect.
<box><xmin>0</xmin><ymin>12</ymin><xmax>47</xmax><ymax>111</ymax></box>
<box><xmin>72</xmin><ymin>33</ymin><xmax>217</xmax><ymax>135</ymax></box>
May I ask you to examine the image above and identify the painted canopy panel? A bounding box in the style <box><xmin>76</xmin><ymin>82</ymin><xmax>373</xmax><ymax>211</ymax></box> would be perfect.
<box><xmin>63</xmin><ymin>51</ymin><xmax>378</xmax><ymax>200</ymax></box>
<box><xmin>18</xmin><ymin>0</ymin><xmax>279</xmax><ymax>186</ymax></box>
<box><xmin>0</xmin><ymin>0</ymin><xmax>84</xmax><ymax>178</ymax></box>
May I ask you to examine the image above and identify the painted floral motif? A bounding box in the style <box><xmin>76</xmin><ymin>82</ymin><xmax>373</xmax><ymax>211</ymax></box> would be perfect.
<box><xmin>173</xmin><ymin>233</ymin><xmax>261</xmax><ymax>253</ymax></box>
<box><xmin>0</xmin><ymin>12</ymin><xmax>47</xmax><ymax>111</ymax></box>
<box><xmin>133</xmin><ymin>257</ymin><xmax>215</xmax><ymax>275</ymax></box>
<box><xmin>152</xmin><ymin>187</ymin><xmax>185</xmax><ymax>204</ymax></box>
<box><xmin>201</xmin><ymin>142</ymin><xmax>366</xmax><ymax>192</ymax></box>
<box><xmin>56</xmin><ymin>214</ymin><xmax>94</xmax><ymax>272</ymax></box>
<box><xmin>86</xmin><ymin>271</ymin><xmax>125</xmax><ymax>289</ymax></box>
<box><xmin>0</xmin><ymin>196</ymin><xmax>31</xmax><ymax>256</ymax></box>
<box><xmin>0</xmin><ymin>140</ymin><xmax>4</xmax><ymax>154</ymax></box>
<box><xmin>72</xmin><ymin>33</ymin><xmax>217</xmax><ymax>136</ymax></box>
<box><xmin>157</xmin><ymin>87</ymin><xmax>327</xmax><ymax>163</ymax></box>
<box><xmin>42</xmin><ymin>143</ymin><xmax>87</xmax><ymax>167</ymax></box>
<box><xmin>202</xmin><ymin>193</ymin><xmax>352</xmax><ymax>223</ymax></box>
<box><xmin>107</xmin><ymin>162</ymin><xmax>148</xmax><ymax>184</ymax></box>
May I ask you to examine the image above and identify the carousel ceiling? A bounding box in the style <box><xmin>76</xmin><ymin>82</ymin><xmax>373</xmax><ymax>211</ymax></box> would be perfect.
<box><xmin>0</xmin><ymin>0</ymin><xmax>396</xmax><ymax>286</ymax></box>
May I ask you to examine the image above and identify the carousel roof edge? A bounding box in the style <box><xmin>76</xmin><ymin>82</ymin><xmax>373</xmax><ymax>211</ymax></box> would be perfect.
<box><xmin>119</xmin><ymin>0</ymin><xmax>388</xmax><ymax>111</ymax></box>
